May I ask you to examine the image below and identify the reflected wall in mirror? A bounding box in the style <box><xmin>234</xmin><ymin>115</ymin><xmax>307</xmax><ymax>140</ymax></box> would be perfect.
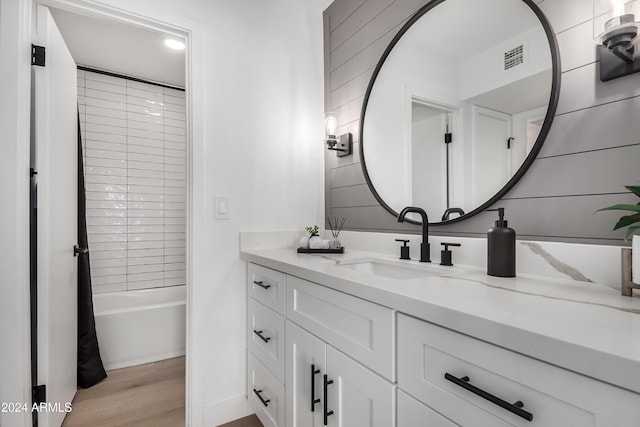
<box><xmin>361</xmin><ymin>0</ymin><xmax>559</xmax><ymax>224</ymax></box>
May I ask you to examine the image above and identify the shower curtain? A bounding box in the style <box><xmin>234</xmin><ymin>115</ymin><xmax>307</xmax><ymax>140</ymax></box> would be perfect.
<box><xmin>77</xmin><ymin>112</ymin><xmax>107</xmax><ymax>388</ymax></box>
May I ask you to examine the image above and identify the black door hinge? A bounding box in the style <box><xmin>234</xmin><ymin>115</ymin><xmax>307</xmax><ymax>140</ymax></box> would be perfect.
<box><xmin>444</xmin><ymin>132</ymin><xmax>452</xmax><ymax>144</ymax></box>
<box><xmin>33</xmin><ymin>384</ymin><xmax>46</xmax><ymax>405</ymax></box>
<box><xmin>31</xmin><ymin>44</ymin><xmax>45</xmax><ymax>66</ymax></box>
<box><xmin>30</xmin><ymin>168</ymin><xmax>38</xmax><ymax>177</ymax></box>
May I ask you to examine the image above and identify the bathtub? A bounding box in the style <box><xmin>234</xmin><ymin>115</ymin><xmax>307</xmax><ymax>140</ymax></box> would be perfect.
<box><xmin>93</xmin><ymin>285</ymin><xmax>186</xmax><ymax>371</ymax></box>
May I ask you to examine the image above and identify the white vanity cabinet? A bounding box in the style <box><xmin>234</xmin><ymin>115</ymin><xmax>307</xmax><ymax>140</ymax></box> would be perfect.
<box><xmin>245</xmin><ymin>259</ymin><xmax>640</xmax><ymax>427</ymax></box>
<box><xmin>397</xmin><ymin>314</ymin><xmax>640</xmax><ymax>426</ymax></box>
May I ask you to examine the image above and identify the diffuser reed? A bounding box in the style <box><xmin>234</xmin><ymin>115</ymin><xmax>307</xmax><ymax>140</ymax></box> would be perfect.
<box><xmin>327</xmin><ymin>217</ymin><xmax>346</xmax><ymax>249</ymax></box>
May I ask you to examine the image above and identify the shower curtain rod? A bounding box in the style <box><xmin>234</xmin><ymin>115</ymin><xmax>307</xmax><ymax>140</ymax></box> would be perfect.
<box><xmin>77</xmin><ymin>65</ymin><xmax>185</xmax><ymax>92</ymax></box>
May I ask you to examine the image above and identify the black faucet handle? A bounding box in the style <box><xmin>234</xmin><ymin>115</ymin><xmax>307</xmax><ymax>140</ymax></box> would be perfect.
<box><xmin>440</xmin><ymin>242</ymin><xmax>461</xmax><ymax>266</ymax></box>
<box><xmin>441</xmin><ymin>242</ymin><xmax>461</xmax><ymax>250</ymax></box>
<box><xmin>395</xmin><ymin>239</ymin><xmax>410</xmax><ymax>260</ymax></box>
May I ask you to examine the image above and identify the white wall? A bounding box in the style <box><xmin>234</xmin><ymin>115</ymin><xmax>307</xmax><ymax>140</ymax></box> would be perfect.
<box><xmin>0</xmin><ymin>0</ymin><xmax>328</xmax><ymax>426</ymax></box>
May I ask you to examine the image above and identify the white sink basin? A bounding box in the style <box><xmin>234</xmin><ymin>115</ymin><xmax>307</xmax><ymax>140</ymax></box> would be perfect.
<box><xmin>334</xmin><ymin>258</ymin><xmax>455</xmax><ymax>280</ymax></box>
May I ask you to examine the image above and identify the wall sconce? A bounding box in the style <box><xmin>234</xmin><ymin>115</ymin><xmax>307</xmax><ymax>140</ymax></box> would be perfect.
<box><xmin>325</xmin><ymin>112</ymin><xmax>352</xmax><ymax>157</ymax></box>
<box><xmin>594</xmin><ymin>0</ymin><xmax>640</xmax><ymax>81</ymax></box>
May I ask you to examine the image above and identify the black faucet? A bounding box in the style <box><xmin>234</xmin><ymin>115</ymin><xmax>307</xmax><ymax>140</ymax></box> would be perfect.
<box><xmin>397</xmin><ymin>206</ymin><xmax>430</xmax><ymax>263</ymax></box>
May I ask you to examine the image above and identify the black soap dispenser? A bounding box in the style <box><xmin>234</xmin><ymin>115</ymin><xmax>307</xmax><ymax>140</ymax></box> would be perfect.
<box><xmin>486</xmin><ymin>208</ymin><xmax>516</xmax><ymax>277</ymax></box>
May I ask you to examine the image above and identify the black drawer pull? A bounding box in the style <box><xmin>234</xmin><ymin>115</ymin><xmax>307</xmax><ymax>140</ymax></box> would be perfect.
<box><xmin>253</xmin><ymin>330</ymin><xmax>271</xmax><ymax>343</ymax></box>
<box><xmin>444</xmin><ymin>373</ymin><xmax>533</xmax><ymax>421</ymax></box>
<box><xmin>323</xmin><ymin>374</ymin><xmax>334</xmax><ymax>425</ymax></box>
<box><xmin>311</xmin><ymin>364</ymin><xmax>321</xmax><ymax>412</ymax></box>
<box><xmin>254</xmin><ymin>280</ymin><xmax>271</xmax><ymax>290</ymax></box>
<box><xmin>253</xmin><ymin>388</ymin><xmax>270</xmax><ymax>407</ymax></box>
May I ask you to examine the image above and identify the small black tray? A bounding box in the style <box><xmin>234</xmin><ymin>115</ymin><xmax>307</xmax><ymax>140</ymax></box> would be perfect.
<box><xmin>297</xmin><ymin>247</ymin><xmax>344</xmax><ymax>254</ymax></box>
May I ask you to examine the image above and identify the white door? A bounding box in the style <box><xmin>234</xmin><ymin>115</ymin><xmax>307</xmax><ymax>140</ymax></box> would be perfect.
<box><xmin>33</xmin><ymin>5</ymin><xmax>78</xmax><ymax>427</ymax></box>
<box><xmin>411</xmin><ymin>103</ymin><xmax>448</xmax><ymax>219</ymax></box>
<box><xmin>471</xmin><ymin>106</ymin><xmax>512</xmax><ymax>206</ymax></box>
<box><xmin>325</xmin><ymin>346</ymin><xmax>395</xmax><ymax>427</ymax></box>
<box><xmin>286</xmin><ymin>321</ymin><xmax>326</xmax><ymax>427</ymax></box>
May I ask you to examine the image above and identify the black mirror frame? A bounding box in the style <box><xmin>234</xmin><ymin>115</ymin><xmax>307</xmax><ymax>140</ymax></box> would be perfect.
<box><xmin>359</xmin><ymin>0</ymin><xmax>561</xmax><ymax>226</ymax></box>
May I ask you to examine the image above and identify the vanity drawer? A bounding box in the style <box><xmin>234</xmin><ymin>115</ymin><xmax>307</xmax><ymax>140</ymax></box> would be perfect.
<box><xmin>248</xmin><ymin>352</ymin><xmax>285</xmax><ymax>427</ymax></box>
<box><xmin>248</xmin><ymin>298</ymin><xmax>285</xmax><ymax>381</ymax></box>
<box><xmin>398</xmin><ymin>314</ymin><xmax>640</xmax><ymax>426</ymax></box>
<box><xmin>286</xmin><ymin>274</ymin><xmax>395</xmax><ymax>381</ymax></box>
<box><xmin>248</xmin><ymin>263</ymin><xmax>286</xmax><ymax>315</ymax></box>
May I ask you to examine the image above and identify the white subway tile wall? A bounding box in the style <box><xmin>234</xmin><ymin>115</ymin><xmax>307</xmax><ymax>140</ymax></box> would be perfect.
<box><xmin>78</xmin><ymin>70</ymin><xmax>186</xmax><ymax>294</ymax></box>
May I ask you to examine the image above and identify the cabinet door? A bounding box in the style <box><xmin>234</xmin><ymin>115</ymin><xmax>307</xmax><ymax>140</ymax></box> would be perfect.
<box><xmin>325</xmin><ymin>346</ymin><xmax>395</xmax><ymax>427</ymax></box>
<box><xmin>286</xmin><ymin>321</ymin><xmax>325</xmax><ymax>427</ymax></box>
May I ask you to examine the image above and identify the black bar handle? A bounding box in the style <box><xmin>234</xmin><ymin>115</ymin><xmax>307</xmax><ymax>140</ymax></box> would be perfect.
<box><xmin>253</xmin><ymin>330</ymin><xmax>271</xmax><ymax>343</ymax></box>
<box><xmin>253</xmin><ymin>280</ymin><xmax>271</xmax><ymax>290</ymax></box>
<box><xmin>311</xmin><ymin>364</ymin><xmax>321</xmax><ymax>412</ymax></box>
<box><xmin>323</xmin><ymin>374</ymin><xmax>334</xmax><ymax>425</ymax></box>
<box><xmin>253</xmin><ymin>388</ymin><xmax>270</xmax><ymax>407</ymax></box>
<box><xmin>444</xmin><ymin>373</ymin><xmax>533</xmax><ymax>422</ymax></box>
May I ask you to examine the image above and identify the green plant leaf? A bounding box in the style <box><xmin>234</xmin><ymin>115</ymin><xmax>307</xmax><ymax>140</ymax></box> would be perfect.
<box><xmin>595</xmin><ymin>204</ymin><xmax>640</xmax><ymax>214</ymax></box>
<box><xmin>624</xmin><ymin>226</ymin><xmax>640</xmax><ymax>241</ymax></box>
<box><xmin>612</xmin><ymin>213</ymin><xmax>640</xmax><ymax>230</ymax></box>
<box><xmin>624</xmin><ymin>185</ymin><xmax>640</xmax><ymax>198</ymax></box>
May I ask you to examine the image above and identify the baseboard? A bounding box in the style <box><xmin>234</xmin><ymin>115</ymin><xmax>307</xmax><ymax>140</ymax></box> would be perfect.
<box><xmin>104</xmin><ymin>349</ymin><xmax>186</xmax><ymax>371</ymax></box>
<box><xmin>204</xmin><ymin>394</ymin><xmax>252</xmax><ymax>426</ymax></box>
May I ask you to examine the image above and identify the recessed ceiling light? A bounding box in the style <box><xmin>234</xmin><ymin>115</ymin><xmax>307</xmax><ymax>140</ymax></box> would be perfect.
<box><xmin>164</xmin><ymin>39</ymin><xmax>185</xmax><ymax>50</ymax></box>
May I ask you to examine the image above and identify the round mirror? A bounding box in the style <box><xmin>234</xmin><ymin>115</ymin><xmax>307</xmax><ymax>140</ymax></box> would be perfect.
<box><xmin>360</xmin><ymin>0</ymin><xmax>560</xmax><ymax>224</ymax></box>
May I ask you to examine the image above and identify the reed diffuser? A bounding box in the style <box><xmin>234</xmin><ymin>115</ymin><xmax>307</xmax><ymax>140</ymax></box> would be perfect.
<box><xmin>327</xmin><ymin>217</ymin><xmax>346</xmax><ymax>249</ymax></box>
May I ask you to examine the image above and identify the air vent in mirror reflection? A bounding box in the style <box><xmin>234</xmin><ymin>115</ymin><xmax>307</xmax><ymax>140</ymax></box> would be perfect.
<box><xmin>504</xmin><ymin>44</ymin><xmax>524</xmax><ymax>70</ymax></box>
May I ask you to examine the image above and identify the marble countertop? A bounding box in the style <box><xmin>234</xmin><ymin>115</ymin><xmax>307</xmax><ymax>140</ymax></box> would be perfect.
<box><xmin>240</xmin><ymin>247</ymin><xmax>640</xmax><ymax>394</ymax></box>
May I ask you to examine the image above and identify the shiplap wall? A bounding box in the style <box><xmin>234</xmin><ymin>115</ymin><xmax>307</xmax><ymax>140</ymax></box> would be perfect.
<box><xmin>78</xmin><ymin>70</ymin><xmax>186</xmax><ymax>293</ymax></box>
<box><xmin>324</xmin><ymin>0</ymin><xmax>640</xmax><ymax>245</ymax></box>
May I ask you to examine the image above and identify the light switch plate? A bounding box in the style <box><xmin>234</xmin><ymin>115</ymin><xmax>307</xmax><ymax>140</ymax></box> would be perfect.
<box><xmin>215</xmin><ymin>196</ymin><xmax>230</xmax><ymax>220</ymax></box>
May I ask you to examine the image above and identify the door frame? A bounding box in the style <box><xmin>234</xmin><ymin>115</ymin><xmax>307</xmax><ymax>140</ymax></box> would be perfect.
<box><xmin>0</xmin><ymin>0</ymin><xmax>34</xmax><ymax>426</ymax></box>
<box><xmin>2</xmin><ymin>0</ymin><xmax>197</xmax><ymax>425</ymax></box>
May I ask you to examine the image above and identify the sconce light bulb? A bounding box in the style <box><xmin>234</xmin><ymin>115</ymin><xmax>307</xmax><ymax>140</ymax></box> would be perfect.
<box><xmin>325</xmin><ymin>115</ymin><xmax>338</xmax><ymax>139</ymax></box>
